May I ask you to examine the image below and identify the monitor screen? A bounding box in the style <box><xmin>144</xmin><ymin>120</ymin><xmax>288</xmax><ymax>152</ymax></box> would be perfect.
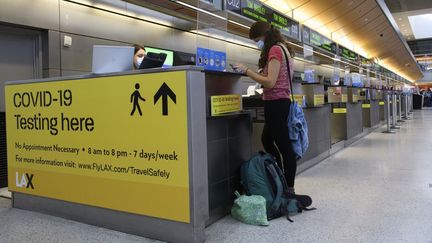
<box><xmin>145</xmin><ymin>47</ymin><xmax>173</xmax><ymax>68</ymax></box>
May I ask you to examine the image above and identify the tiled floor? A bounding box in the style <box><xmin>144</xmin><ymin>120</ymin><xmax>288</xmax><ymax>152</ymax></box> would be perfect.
<box><xmin>0</xmin><ymin>187</ymin><xmax>11</xmax><ymax>198</ymax></box>
<box><xmin>1</xmin><ymin>109</ymin><xmax>432</xmax><ymax>242</ymax></box>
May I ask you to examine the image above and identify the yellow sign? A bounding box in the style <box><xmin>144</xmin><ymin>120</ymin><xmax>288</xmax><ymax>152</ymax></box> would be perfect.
<box><xmin>333</xmin><ymin>108</ymin><xmax>347</xmax><ymax>114</ymax></box>
<box><xmin>293</xmin><ymin>94</ymin><xmax>304</xmax><ymax>107</ymax></box>
<box><xmin>352</xmin><ymin>94</ymin><xmax>358</xmax><ymax>103</ymax></box>
<box><xmin>6</xmin><ymin>71</ymin><xmax>190</xmax><ymax>223</ymax></box>
<box><xmin>210</xmin><ymin>94</ymin><xmax>242</xmax><ymax>116</ymax></box>
<box><xmin>379</xmin><ymin>101</ymin><xmax>385</xmax><ymax>106</ymax></box>
<box><xmin>314</xmin><ymin>94</ymin><xmax>325</xmax><ymax>106</ymax></box>
<box><xmin>362</xmin><ymin>104</ymin><xmax>371</xmax><ymax>108</ymax></box>
<box><xmin>341</xmin><ymin>94</ymin><xmax>348</xmax><ymax>103</ymax></box>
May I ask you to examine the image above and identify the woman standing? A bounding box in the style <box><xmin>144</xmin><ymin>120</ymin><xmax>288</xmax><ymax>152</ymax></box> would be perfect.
<box><xmin>234</xmin><ymin>21</ymin><xmax>297</xmax><ymax>193</ymax></box>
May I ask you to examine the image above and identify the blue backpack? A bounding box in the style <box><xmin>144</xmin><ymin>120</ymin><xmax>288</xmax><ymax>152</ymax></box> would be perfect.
<box><xmin>240</xmin><ymin>152</ymin><xmax>316</xmax><ymax>222</ymax></box>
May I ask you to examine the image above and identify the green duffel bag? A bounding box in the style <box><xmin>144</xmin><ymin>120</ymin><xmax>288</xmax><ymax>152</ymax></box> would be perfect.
<box><xmin>231</xmin><ymin>191</ymin><xmax>269</xmax><ymax>226</ymax></box>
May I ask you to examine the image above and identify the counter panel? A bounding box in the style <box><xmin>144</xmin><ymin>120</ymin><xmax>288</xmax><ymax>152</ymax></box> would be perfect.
<box><xmin>206</xmin><ymin>113</ymin><xmax>252</xmax><ymax>226</ymax></box>
<box><xmin>346</xmin><ymin>102</ymin><xmax>363</xmax><ymax>139</ymax></box>
<box><xmin>298</xmin><ymin>106</ymin><xmax>331</xmax><ymax>165</ymax></box>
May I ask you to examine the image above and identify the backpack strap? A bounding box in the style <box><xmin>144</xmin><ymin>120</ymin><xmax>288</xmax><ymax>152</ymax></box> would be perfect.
<box><xmin>264</xmin><ymin>162</ymin><xmax>284</xmax><ymax>217</ymax></box>
<box><xmin>302</xmin><ymin>207</ymin><xmax>317</xmax><ymax>211</ymax></box>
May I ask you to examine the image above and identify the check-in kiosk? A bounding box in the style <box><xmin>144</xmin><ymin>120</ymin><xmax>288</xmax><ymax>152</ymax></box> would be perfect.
<box><xmin>348</xmin><ymin>86</ymin><xmax>360</xmax><ymax>103</ymax></box>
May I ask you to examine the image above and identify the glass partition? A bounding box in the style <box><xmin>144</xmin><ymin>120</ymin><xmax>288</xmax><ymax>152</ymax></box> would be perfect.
<box><xmin>195</xmin><ymin>0</ymin><xmax>228</xmax><ymax>71</ymax></box>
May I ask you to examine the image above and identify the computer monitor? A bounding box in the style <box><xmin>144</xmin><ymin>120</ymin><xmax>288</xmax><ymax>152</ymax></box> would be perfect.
<box><xmin>139</xmin><ymin>52</ymin><xmax>167</xmax><ymax>69</ymax></box>
<box><xmin>173</xmin><ymin>51</ymin><xmax>196</xmax><ymax>66</ymax></box>
<box><xmin>145</xmin><ymin>47</ymin><xmax>173</xmax><ymax>68</ymax></box>
<box><xmin>92</xmin><ymin>45</ymin><xmax>134</xmax><ymax>74</ymax></box>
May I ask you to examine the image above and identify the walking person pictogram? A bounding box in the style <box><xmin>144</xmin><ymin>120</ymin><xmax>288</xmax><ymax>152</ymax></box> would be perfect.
<box><xmin>130</xmin><ymin>83</ymin><xmax>146</xmax><ymax>116</ymax></box>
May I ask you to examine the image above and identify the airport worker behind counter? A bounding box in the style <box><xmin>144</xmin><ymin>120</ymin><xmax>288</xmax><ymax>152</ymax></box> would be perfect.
<box><xmin>133</xmin><ymin>44</ymin><xmax>146</xmax><ymax>69</ymax></box>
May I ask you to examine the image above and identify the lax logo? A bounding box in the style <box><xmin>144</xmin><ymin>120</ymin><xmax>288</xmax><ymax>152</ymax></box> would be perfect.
<box><xmin>15</xmin><ymin>172</ymin><xmax>34</xmax><ymax>189</ymax></box>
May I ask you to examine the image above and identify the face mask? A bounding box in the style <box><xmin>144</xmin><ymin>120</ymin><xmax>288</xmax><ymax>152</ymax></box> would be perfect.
<box><xmin>135</xmin><ymin>57</ymin><xmax>144</xmax><ymax>68</ymax></box>
<box><xmin>256</xmin><ymin>40</ymin><xmax>264</xmax><ymax>50</ymax></box>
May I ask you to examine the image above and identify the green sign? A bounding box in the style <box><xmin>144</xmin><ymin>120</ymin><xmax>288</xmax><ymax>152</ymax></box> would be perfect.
<box><xmin>339</xmin><ymin>45</ymin><xmax>358</xmax><ymax>62</ymax></box>
<box><xmin>303</xmin><ymin>25</ymin><xmax>336</xmax><ymax>54</ymax></box>
<box><xmin>226</xmin><ymin>0</ymin><xmax>300</xmax><ymax>40</ymax></box>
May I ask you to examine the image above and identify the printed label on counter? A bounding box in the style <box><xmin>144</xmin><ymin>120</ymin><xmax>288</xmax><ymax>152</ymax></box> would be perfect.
<box><xmin>341</xmin><ymin>94</ymin><xmax>348</xmax><ymax>103</ymax></box>
<box><xmin>211</xmin><ymin>94</ymin><xmax>242</xmax><ymax>116</ymax></box>
<box><xmin>314</xmin><ymin>94</ymin><xmax>325</xmax><ymax>106</ymax></box>
<box><xmin>333</xmin><ymin>108</ymin><xmax>347</xmax><ymax>114</ymax></box>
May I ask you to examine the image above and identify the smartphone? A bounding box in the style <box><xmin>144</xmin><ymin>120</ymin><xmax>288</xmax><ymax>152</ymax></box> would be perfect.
<box><xmin>230</xmin><ymin>64</ymin><xmax>240</xmax><ymax>72</ymax></box>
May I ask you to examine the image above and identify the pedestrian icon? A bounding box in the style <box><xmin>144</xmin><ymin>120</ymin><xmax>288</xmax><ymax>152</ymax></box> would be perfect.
<box><xmin>130</xmin><ymin>83</ymin><xmax>146</xmax><ymax>116</ymax></box>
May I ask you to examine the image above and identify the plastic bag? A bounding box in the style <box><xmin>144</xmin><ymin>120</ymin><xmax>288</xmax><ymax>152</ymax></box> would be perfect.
<box><xmin>231</xmin><ymin>191</ymin><xmax>269</xmax><ymax>226</ymax></box>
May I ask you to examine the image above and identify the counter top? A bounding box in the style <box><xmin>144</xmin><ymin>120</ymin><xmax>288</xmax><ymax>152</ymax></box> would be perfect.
<box><xmin>6</xmin><ymin>65</ymin><xmax>204</xmax><ymax>85</ymax></box>
<box><xmin>203</xmin><ymin>70</ymin><xmax>245</xmax><ymax>76</ymax></box>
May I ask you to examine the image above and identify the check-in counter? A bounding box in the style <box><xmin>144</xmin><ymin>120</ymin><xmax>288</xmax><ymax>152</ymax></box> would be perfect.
<box><xmin>362</xmin><ymin>88</ymin><xmax>380</xmax><ymax>128</ymax></box>
<box><xmin>396</xmin><ymin>90</ymin><xmax>402</xmax><ymax>118</ymax></box>
<box><xmin>328</xmin><ymin>86</ymin><xmax>363</xmax><ymax>144</ymax></box>
<box><xmin>243</xmin><ymin>98</ymin><xmax>331</xmax><ymax>171</ymax></box>
<box><xmin>4</xmin><ymin>66</ymin><xmax>252</xmax><ymax>243</ymax></box>
<box><xmin>203</xmin><ymin>71</ymin><xmax>252</xmax><ymax>225</ymax></box>
<box><xmin>377</xmin><ymin>89</ymin><xmax>386</xmax><ymax>121</ymax></box>
<box><xmin>243</xmin><ymin>81</ymin><xmax>331</xmax><ymax>171</ymax></box>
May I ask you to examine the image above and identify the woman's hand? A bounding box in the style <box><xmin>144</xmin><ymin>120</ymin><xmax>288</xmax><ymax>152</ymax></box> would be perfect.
<box><xmin>233</xmin><ymin>63</ymin><xmax>248</xmax><ymax>74</ymax></box>
<box><xmin>235</xmin><ymin>59</ymin><xmax>280</xmax><ymax>88</ymax></box>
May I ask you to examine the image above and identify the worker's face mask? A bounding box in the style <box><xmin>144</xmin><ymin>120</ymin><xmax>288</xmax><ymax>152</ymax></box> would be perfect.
<box><xmin>135</xmin><ymin>57</ymin><xmax>144</xmax><ymax>68</ymax></box>
<box><xmin>256</xmin><ymin>40</ymin><xmax>265</xmax><ymax>50</ymax></box>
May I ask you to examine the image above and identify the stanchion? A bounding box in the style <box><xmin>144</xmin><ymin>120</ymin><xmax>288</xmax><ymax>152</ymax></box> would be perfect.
<box><xmin>383</xmin><ymin>91</ymin><xmax>395</xmax><ymax>134</ymax></box>
<box><xmin>403</xmin><ymin>94</ymin><xmax>410</xmax><ymax>120</ymax></box>
<box><xmin>391</xmin><ymin>91</ymin><xmax>400</xmax><ymax>129</ymax></box>
<box><xmin>408</xmin><ymin>95</ymin><xmax>413</xmax><ymax>114</ymax></box>
<box><xmin>397</xmin><ymin>92</ymin><xmax>405</xmax><ymax>123</ymax></box>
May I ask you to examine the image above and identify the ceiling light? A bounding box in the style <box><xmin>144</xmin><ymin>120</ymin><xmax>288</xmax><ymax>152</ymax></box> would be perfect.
<box><xmin>408</xmin><ymin>13</ymin><xmax>432</xmax><ymax>39</ymax></box>
<box><xmin>173</xmin><ymin>0</ymin><xmax>226</xmax><ymax>21</ymax></box>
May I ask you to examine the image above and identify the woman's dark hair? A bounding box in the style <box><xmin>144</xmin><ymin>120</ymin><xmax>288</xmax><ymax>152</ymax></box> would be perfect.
<box><xmin>134</xmin><ymin>44</ymin><xmax>145</xmax><ymax>54</ymax></box>
<box><xmin>249</xmin><ymin>21</ymin><xmax>294</xmax><ymax>69</ymax></box>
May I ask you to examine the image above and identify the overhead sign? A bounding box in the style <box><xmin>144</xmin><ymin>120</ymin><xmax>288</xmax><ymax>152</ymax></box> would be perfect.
<box><xmin>338</xmin><ymin>45</ymin><xmax>358</xmax><ymax>62</ymax></box>
<box><xmin>302</xmin><ymin>25</ymin><xmax>337</xmax><ymax>54</ymax></box>
<box><xmin>6</xmin><ymin>71</ymin><xmax>190</xmax><ymax>223</ymax></box>
<box><xmin>225</xmin><ymin>0</ymin><xmax>241</xmax><ymax>11</ymax></box>
<box><xmin>225</xmin><ymin>0</ymin><xmax>300</xmax><ymax>40</ymax></box>
<box><xmin>210</xmin><ymin>94</ymin><xmax>242</xmax><ymax>116</ymax></box>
